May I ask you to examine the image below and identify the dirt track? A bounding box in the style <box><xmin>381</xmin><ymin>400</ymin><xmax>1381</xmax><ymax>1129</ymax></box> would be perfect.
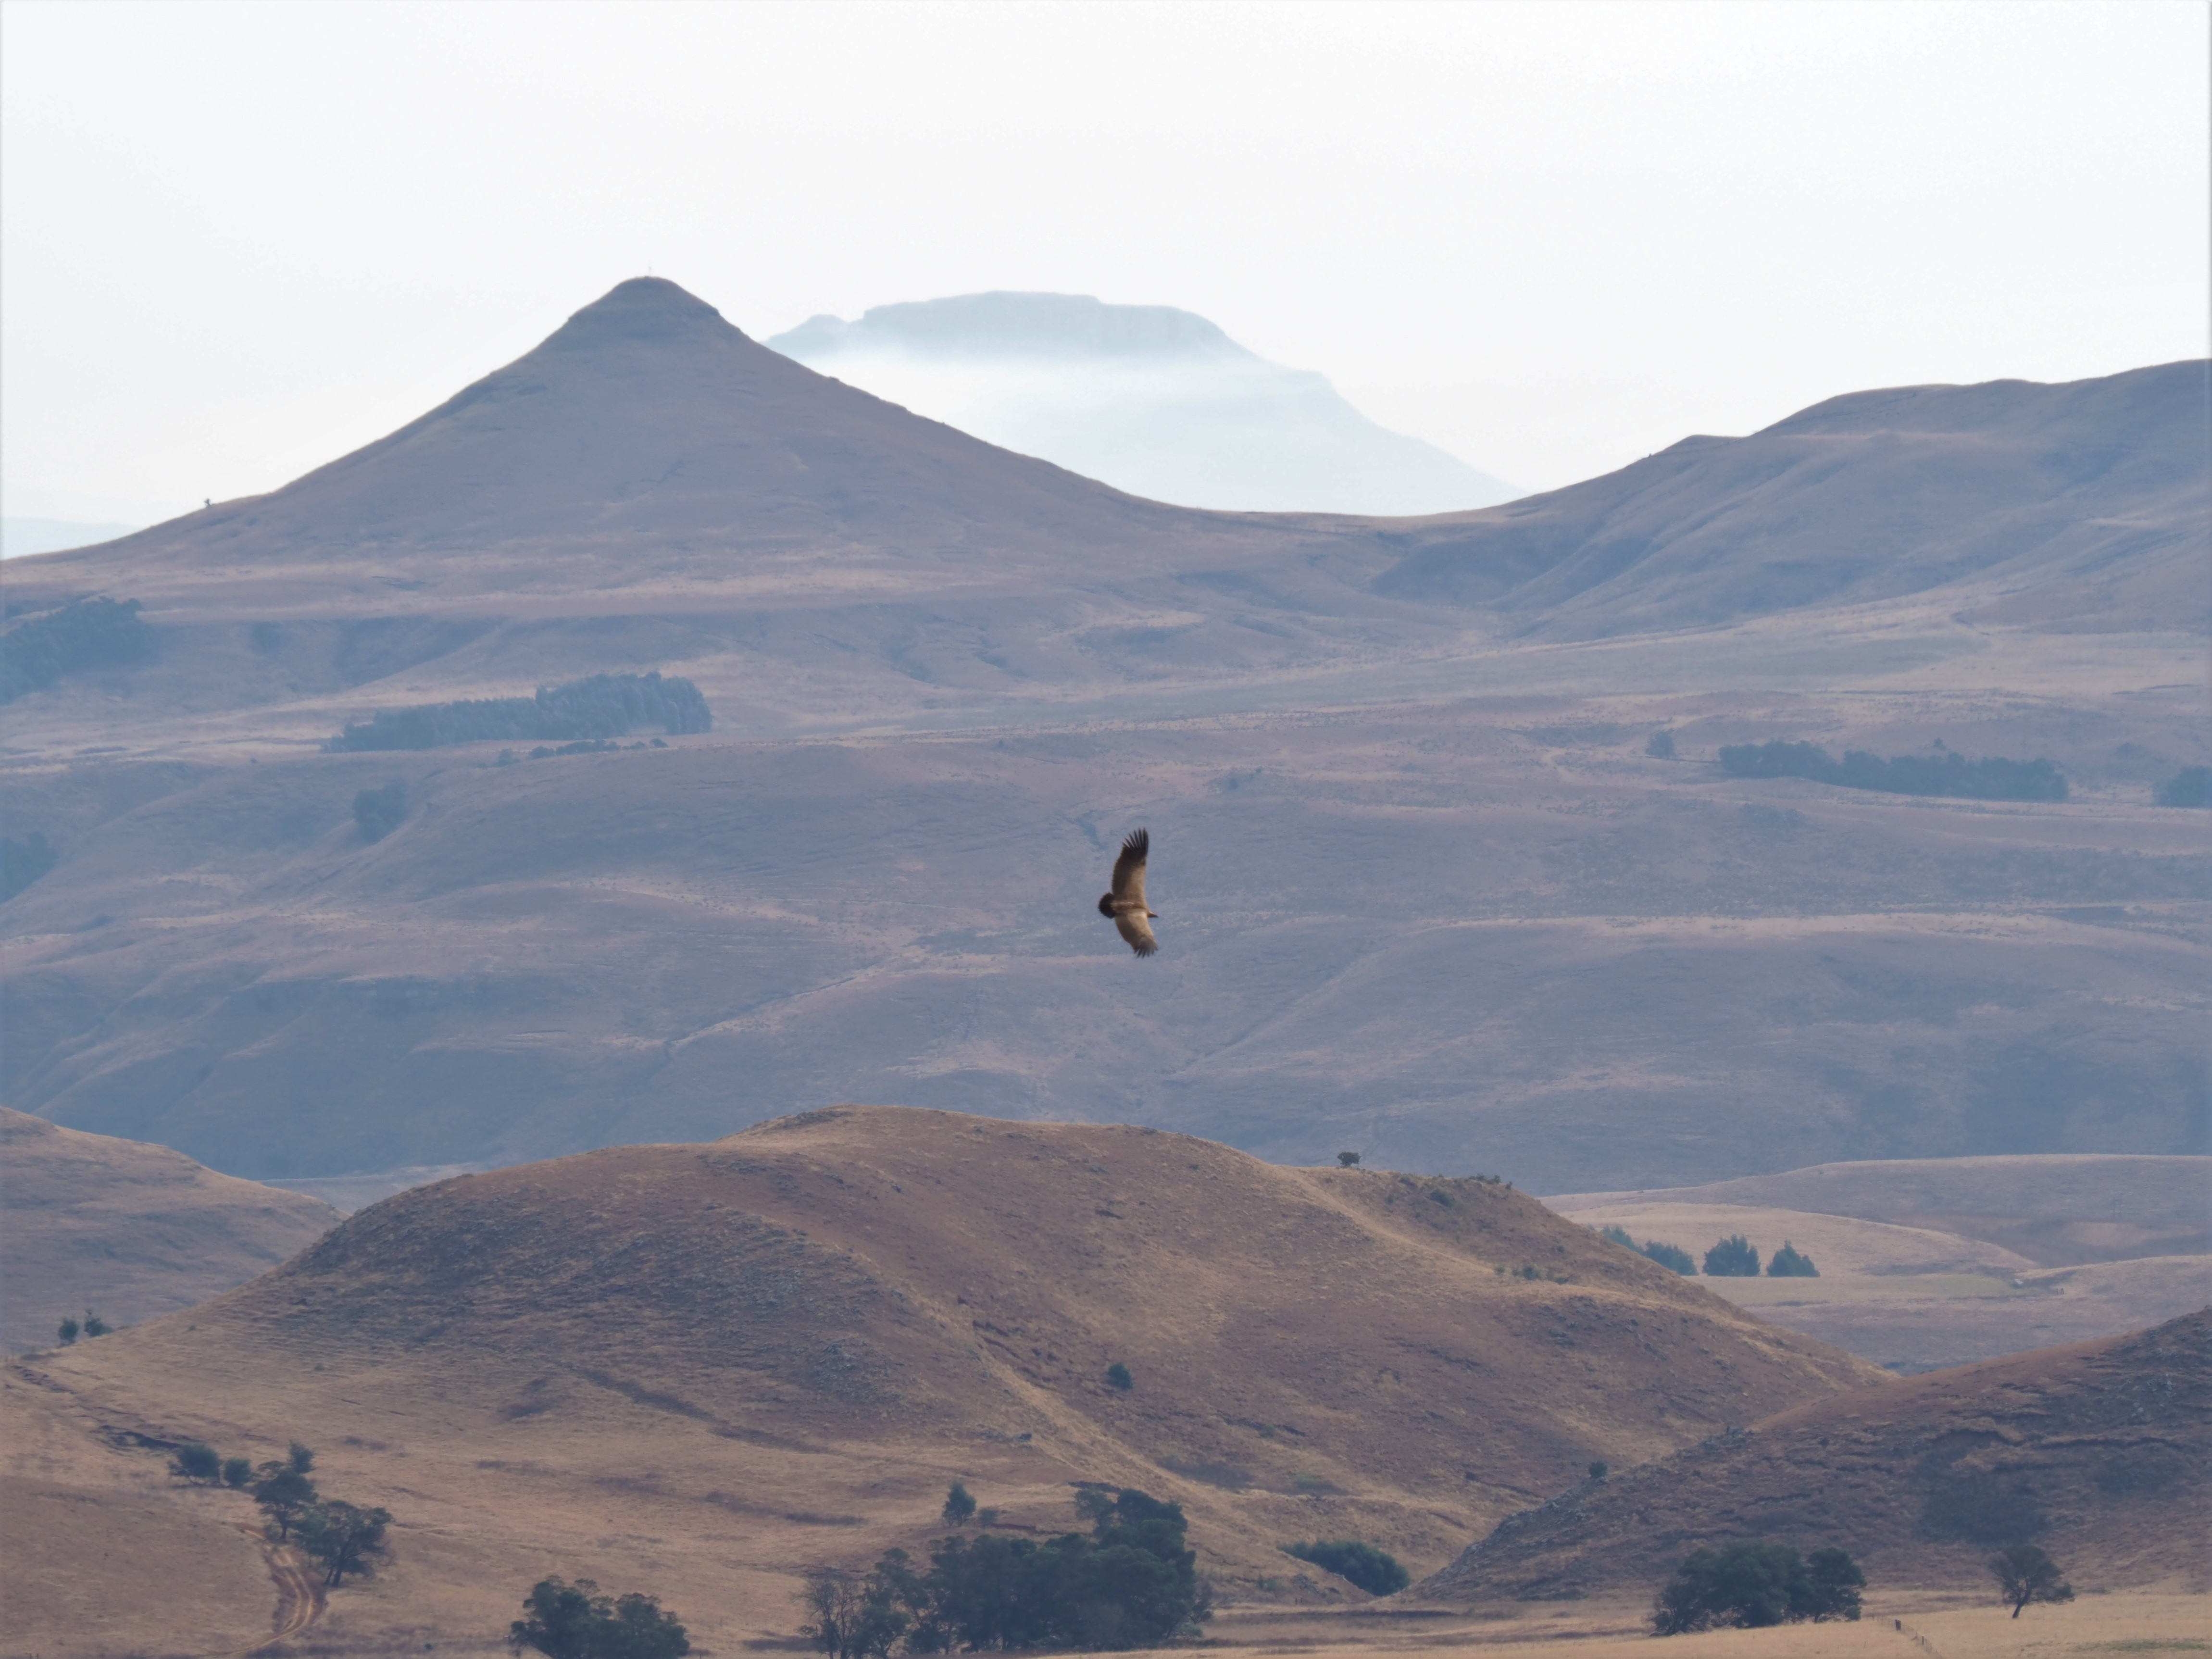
<box><xmin>233</xmin><ymin>1523</ymin><xmax>324</xmax><ymax>1655</ymax></box>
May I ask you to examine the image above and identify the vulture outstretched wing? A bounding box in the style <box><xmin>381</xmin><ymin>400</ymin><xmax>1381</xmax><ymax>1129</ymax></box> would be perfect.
<box><xmin>1107</xmin><ymin>828</ymin><xmax>1157</xmax><ymax>957</ymax></box>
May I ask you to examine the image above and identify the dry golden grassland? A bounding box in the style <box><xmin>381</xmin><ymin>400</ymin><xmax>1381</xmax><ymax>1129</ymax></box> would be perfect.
<box><xmin>1195</xmin><ymin>1593</ymin><xmax>2211</xmax><ymax>1657</ymax></box>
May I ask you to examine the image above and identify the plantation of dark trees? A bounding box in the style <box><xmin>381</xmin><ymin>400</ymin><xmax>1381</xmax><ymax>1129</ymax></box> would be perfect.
<box><xmin>0</xmin><ymin>596</ymin><xmax>158</xmax><ymax>702</ymax></box>
<box><xmin>1718</xmin><ymin>739</ymin><xmax>2067</xmax><ymax>802</ymax></box>
<box><xmin>327</xmin><ymin>671</ymin><xmax>711</xmax><ymax>752</ymax></box>
<box><xmin>803</xmin><ymin>1488</ymin><xmax>1207</xmax><ymax>1655</ymax></box>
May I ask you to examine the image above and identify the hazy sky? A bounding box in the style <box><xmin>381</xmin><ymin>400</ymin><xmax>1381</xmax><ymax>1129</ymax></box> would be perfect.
<box><xmin>3</xmin><ymin>0</ymin><xmax>2205</xmax><ymax>527</ymax></box>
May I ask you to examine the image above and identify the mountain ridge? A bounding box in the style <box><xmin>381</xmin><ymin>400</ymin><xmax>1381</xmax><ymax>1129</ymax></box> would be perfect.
<box><xmin>1375</xmin><ymin>358</ymin><xmax>2210</xmax><ymax>637</ymax></box>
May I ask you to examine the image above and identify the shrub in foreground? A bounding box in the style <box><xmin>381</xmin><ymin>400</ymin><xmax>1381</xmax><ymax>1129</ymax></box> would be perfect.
<box><xmin>1281</xmin><ymin>1538</ymin><xmax>1409</xmax><ymax>1597</ymax></box>
<box><xmin>1651</xmin><ymin>1541</ymin><xmax>1863</xmax><ymax>1634</ymax></box>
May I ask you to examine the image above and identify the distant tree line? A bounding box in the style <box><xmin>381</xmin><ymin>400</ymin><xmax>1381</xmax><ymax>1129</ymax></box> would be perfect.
<box><xmin>802</xmin><ymin>1486</ymin><xmax>1208</xmax><ymax>1655</ymax></box>
<box><xmin>0</xmin><ymin>596</ymin><xmax>158</xmax><ymax>703</ymax></box>
<box><xmin>1719</xmin><ymin>739</ymin><xmax>2067</xmax><ymax>802</ymax></box>
<box><xmin>327</xmin><ymin>671</ymin><xmax>711</xmax><ymax>752</ymax></box>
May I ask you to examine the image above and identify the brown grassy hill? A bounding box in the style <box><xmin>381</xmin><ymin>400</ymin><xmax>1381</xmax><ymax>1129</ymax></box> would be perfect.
<box><xmin>0</xmin><ymin>1106</ymin><xmax>1883</xmax><ymax>1653</ymax></box>
<box><xmin>1375</xmin><ymin>360</ymin><xmax>2210</xmax><ymax>637</ymax></box>
<box><xmin>1416</xmin><ymin>1309</ymin><xmax>2209</xmax><ymax>1604</ymax></box>
<box><xmin>0</xmin><ymin>1107</ymin><xmax>337</xmax><ymax>1353</ymax></box>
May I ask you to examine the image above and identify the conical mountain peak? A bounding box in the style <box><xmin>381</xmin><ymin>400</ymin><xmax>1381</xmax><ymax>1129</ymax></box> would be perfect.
<box><xmin>57</xmin><ymin>276</ymin><xmax>1233</xmax><ymax>581</ymax></box>
<box><xmin>538</xmin><ymin>275</ymin><xmax>750</xmax><ymax>353</ymax></box>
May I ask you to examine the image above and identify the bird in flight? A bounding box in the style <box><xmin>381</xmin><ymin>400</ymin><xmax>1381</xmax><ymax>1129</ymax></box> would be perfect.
<box><xmin>1098</xmin><ymin>828</ymin><xmax>1159</xmax><ymax>957</ymax></box>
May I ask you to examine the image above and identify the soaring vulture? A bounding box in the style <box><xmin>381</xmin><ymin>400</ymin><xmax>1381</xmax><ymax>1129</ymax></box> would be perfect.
<box><xmin>1097</xmin><ymin>828</ymin><xmax>1159</xmax><ymax>957</ymax></box>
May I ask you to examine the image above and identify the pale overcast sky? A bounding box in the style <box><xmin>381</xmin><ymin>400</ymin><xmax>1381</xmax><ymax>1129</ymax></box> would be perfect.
<box><xmin>2</xmin><ymin>0</ymin><xmax>2205</xmax><ymax>527</ymax></box>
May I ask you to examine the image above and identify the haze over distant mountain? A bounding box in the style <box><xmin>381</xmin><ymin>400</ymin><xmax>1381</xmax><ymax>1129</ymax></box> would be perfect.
<box><xmin>768</xmin><ymin>291</ymin><xmax>1519</xmax><ymax>516</ymax></box>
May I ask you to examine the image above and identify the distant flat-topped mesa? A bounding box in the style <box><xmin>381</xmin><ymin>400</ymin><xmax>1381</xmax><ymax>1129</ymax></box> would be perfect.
<box><xmin>769</xmin><ymin>290</ymin><xmax>1520</xmax><ymax>515</ymax></box>
<box><xmin>773</xmin><ymin>290</ymin><xmax>1249</xmax><ymax>361</ymax></box>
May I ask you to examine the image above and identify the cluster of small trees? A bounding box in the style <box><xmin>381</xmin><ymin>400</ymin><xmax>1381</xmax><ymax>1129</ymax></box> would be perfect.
<box><xmin>801</xmin><ymin>1486</ymin><xmax>1208</xmax><ymax>1655</ymax></box>
<box><xmin>1702</xmin><ymin>1235</ymin><xmax>1820</xmax><ymax>1278</ymax></box>
<box><xmin>1651</xmin><ymin>1541</ymin><xmax>1864</xmax><ymax>1633</ymax></box>
<box><xmin>510</xmin><ymin>1577</ymin><xmax>691</xmax><ymax>1658</ymax></box>
<box><xmin>1718</xmin><ymin>739</ymin><xmax>2067</xmax><ymax>802</ymax></box>
<box><xmin>0</xmin><ymin>596</ymin><xmax>158</xmax><ymax>703</ymax></box>
<box><xmin>328</xmin><ymin>671</ymin><xmax>712</xmax><ymax>752</ymax></box>
<box><xmin>171</xmin><ymin>1439</ymin><xmax>390</xmax><ymax>1587</ymax></box>
<box><xmin>54</xmin><ymin>1308</ymin><xmax>111</xmax><ymax>1343</ymax></box>
<box><xmin>1651</xmin><ymin>1539</ymin><xmax>2077</xmax><ymax>1635</ymax></box>
<box><xmin>1279</xmin><ymin>1538</ymin><xmax>1408</xmax><ymax>1597</ymax></box>
<box><xmin>1599</xmin><ymin>1227</ymin><xmax>1819</xmax><ymax>1278</ymax></box>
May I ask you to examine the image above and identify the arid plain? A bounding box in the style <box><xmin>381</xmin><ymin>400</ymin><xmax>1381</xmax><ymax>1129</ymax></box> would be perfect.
<box><xmin>1</xmin><ymin>281</ymin><xmax>2205</xmax><ymax>1652</ymax></box>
